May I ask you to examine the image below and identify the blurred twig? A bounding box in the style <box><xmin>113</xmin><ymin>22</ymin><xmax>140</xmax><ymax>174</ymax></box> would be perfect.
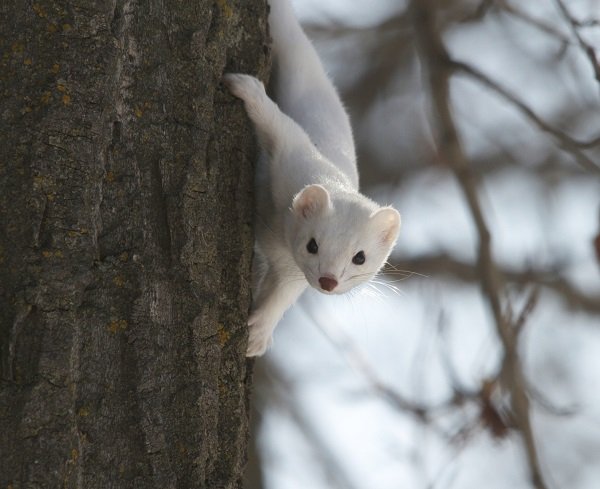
<box><xmin>553</xmin><ymin>0</ymin><xmax>600</xmax><ymax>89</ymax></box>
<box><xmin>512</xmin><ymin>287</ymin><xmax>539</xmax><ymax>335</ymax></box>
<box><xmin>307</xmin><ymin>10</ymin><xmax>413</xmax><ymax>119</ymax></box>
<box><xmin>388</xmin><ymin>253</ymin><xmax>600</xmax><ymax>315</ymax></box>
<box><xmin>450</xmin><ymin>60</ymin><xmax>600</xmax><ymax>174</ymax></box>
<box><xmin>257</xmin><ymin>358</ymin><xmax>361</xmax><ymax>489</ymax></box>
<box><xmin>410</xmin><ymin>1</ymin><xmax>550</xmax><ymax>487</ymax></box>
<box><xmin>303</xmin><ymin>307</ymin><xmax>432</xmax><ymax>423</ymax></box>
<box><xmin>306</xmin><ymin>0</ymin><xmax>599</xmax><ymax>182</ymax></box>
<box><xmin>304</xmin><ymin>306</ymin><xmax>500</xmax><ymax>444</ymax></box>
<box><xmin>498</xmin><ymin>1</ymin><xmax>571</xmax><ymax>45</ymax></box>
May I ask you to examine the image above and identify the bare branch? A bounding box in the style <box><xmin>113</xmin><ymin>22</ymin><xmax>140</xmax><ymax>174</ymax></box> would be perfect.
<box><xmin>257</xmin><ymin>358</ymin><xmax>362</xmax><ymax>489</ymax></box>
<box><xmin>388</xmin><ymin>253</ymin><xmax>600</xmax><ymax>314</ymax></box>
<box><xmin>303</xmin><ymin>307</ymin><xmax>431</xmax><ymax>423</ymax></box>
<box><xmin>553</xmin><ymin>0</ymin><xmax>600</xmax><ymax>89</ymax></box>
<box><xmin>513</xmin><ymin>288</ymin><xmax>540</xmax><ymax>336</ymax></box>
<box><xmin>303</xmin><ymin>308</ymin><xmax>496</xmax><ymax>443</ymax></box>
<box><xmin>499</xmin><ymin>1</ymin><xmax>571</xmax><ymax>45</ymax></box>
<box><xmin>309</xmin><ymin>11</ymin><xmax>413</xmax><ymax>118</ymax></box>
<box><xmin>450</xmin><ymin>60</ymin><xmax>600</xmax><ymax>174</ymax></box>
<box><xmin>410</xmin><ymin>1</ymin><xmax>551</xmax><ymax>487</ymax></box>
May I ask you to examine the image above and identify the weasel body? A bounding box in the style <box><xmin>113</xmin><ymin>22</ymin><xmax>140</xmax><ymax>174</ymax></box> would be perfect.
<box><xmin>224</xmin><ymin>0</ymin><xmax>401</xmax><ymax>356</ymax></box>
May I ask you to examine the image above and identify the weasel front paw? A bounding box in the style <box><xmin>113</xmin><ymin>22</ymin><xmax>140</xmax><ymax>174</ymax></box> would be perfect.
<box><xmin>223</xmin><ymin>73</ymin><xmax>267</xmax><ymax>107</ymax></box>
<box><xmin>246</xmin><ymin>311</ymin><xmax>275</xmax><ymax>357</ymax></box>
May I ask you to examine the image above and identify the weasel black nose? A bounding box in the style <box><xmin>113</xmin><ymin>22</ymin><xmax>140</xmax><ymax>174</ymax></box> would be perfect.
<box><xmin>319</xmin><ymin>276</ymin><xmax>338</xmax><ymax>292</ymax></box>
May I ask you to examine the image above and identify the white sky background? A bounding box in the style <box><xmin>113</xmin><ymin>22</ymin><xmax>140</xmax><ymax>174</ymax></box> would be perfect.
<box><xmin>252</xmin><ymin>1</ymin><xmax>600</xmax><ymax>488</ymax></box>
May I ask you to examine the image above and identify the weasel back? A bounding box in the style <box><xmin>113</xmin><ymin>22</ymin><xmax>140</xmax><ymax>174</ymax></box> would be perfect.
<box><xmin>268</xmin><ymin>0</ymin><xmax>358</xmax><ymax>188</ymax></box>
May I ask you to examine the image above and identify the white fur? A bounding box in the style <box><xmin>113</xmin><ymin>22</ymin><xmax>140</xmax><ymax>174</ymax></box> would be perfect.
<box><xmin>223</xmin><ymin>0</ymin><xmax>401</xmax><ymax>357</ymax></box>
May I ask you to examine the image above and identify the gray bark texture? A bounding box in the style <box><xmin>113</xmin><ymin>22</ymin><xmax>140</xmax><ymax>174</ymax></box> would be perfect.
<box><xmin>0</xmin><ymin>1</ymin><xmax>269</xmax><ymax>487</ymax></box>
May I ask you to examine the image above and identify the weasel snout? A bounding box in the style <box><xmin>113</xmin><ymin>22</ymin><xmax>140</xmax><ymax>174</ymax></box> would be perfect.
<box><xmin>318</xmin><ymin>276</ymin><xmax>338</xmax><ymax>292</ymax></box>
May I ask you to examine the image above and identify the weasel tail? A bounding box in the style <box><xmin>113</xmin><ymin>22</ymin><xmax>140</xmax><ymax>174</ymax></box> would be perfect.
<box><xmin>223</xmin><ymin>0</ymin><xmax>401</xmax><ymax>356</ymax></box>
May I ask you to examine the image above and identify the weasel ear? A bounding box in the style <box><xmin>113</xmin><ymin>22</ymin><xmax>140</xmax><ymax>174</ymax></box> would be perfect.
<box><xmin>292</xmin><ymin>185</ymin><xmax>331</xmax><ymax>219</ymax></box>
<box><xmin>370</xmin><ymin>207</ymin><xmax>401</xmax><ymax>245</ymax></box>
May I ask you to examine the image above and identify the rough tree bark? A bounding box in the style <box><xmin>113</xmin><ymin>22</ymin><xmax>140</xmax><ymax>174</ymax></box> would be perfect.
<box><xmin>0</xmin><ymin>1</ymin><xmax>269</xmax><ymax>487</ymax></box>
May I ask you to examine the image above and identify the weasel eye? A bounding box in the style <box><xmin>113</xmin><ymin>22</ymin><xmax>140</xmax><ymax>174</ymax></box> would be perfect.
<box><xmin>352</xmin><ymin>251</ymin><xmax>365</xmax><ymax>265</ymax></box>
<box><xmin>307</xmin><ymin>238</ymin><xmax>318</xmax><ymax>254</ymax></box>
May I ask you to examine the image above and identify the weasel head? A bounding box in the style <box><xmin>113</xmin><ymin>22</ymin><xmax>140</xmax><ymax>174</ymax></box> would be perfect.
<box><xmin>287</xmin><ymin>184</ymin><xmax>401</xmax><ymax>295</ymax></box>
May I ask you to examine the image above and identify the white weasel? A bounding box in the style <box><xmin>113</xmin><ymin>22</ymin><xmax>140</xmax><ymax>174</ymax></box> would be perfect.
<box><xmin>224</xmin><ymin>0</ymin><xmax>401</xmax><ymax>357</ymax></box>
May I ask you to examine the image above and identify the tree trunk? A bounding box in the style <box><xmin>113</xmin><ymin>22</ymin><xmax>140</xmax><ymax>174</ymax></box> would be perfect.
<box><xmin>0</xmin><ymin>1</ymin><xmax>269</xmax><ymax>487</ymax></box>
